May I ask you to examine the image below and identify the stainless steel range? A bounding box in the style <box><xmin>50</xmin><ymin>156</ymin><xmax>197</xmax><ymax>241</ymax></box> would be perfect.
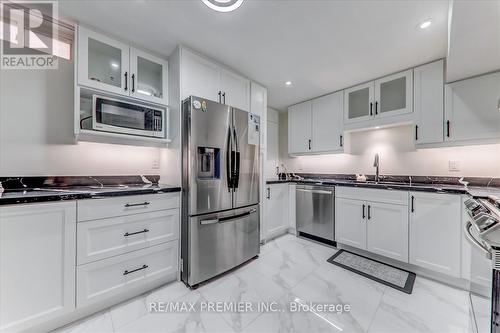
<box><xmin>464</xmin><ymin>195</ymin><xmax>500</xmax><ymax>332</ymax></box>
<box><xmin>181</xmin><ymin>96</ymin><xmax>260</xmax><ymax>288</ymax></box>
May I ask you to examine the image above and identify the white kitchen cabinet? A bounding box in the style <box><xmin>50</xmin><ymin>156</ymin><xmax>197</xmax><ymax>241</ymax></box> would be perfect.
<box><xmin>265</xmin><ymin>183</ymin><xmax>289</xmax><ymax>239</ymax></box>
<box><xmin>445</xmin><ymin>71</ymin><xmax>500</xmax><ymax>143</ymax></box>
<box><xmin>374</xmin><ymin>69</ymin><xmax>413</xmax><ymax>118</ymax></box>
<box><xmin>414</xmin><ymin>60</ymin><xmax>444</xmax><ymax>145</ymax></box>
<box><xmin>312</xmin><ymin>91</ymin><xmax>344</xmax><ymax>152</ymax></box>
<box><xmin>0</xmin><ymin>202</ymin><xmax>76</xmax><ymax>332</ymax></box>
<box><xmin>129</xmin><ymin>47</ymin><xmax>169</xmax><ymax>105</ymax></box>
<box><xmin>409</xmin><ymin>192</ymin><xmax>462</xmax><ymax>277</ymax></box>
<box><xmin>344</xmin><ymin>81</ymin><xmax>374</xmax><ymax>123</ymax></box>
<box><xmin>288</xmin><ymin>91</ymin><xmax>345</xmax><ymax>155</ymax></box>
<box><xmin>266</xmin><ymin>119</ymin><xmax>279</xmax><ymax>177</ymax></box>
<box><xmin>78</xmin><ymin>26</ymin><xmax>168</xmax><ymax>105</ymax></box>
<box><xmin>78</xmin><ymin>27</ymin><xmax>130</xmax><ymax>96</ymax></box>
<box><xmin>288</xmin><ymin>101</ymin><xmax>312</xmax><ymax>154</ymax></box>
<box><xmin>336</xmin><ymin>188</ymin><xmax>409</xmax><ymax>262</ymax></box>
<box><xmin>181</xmin><ymin>48</ymin><xmax>221</xmax><ymax>103</ymax></box>
<box><xmin>335</xmin><ymin>197</ymin><xmax>366</xmax><ymax>249</ymax></box>
<box><xmin>180</xmin><ymin>48</ymin><xmax>250</xmax><ymax>111</ymax></box>
<box><xmin>344</xmin><ymin>69</ymin><xmax>413</xmax><ymax>125</ymax></box>
<box><xmin>220</xmin><ymin>68</ymin><xmax>250</xmax><ymax>111</ymax></box>
<box><xmin>366</xmin><ymin>202</ymin><xmax>408</xmax><ymax>262</ymax></box>
<box><xmin>77</xmin><ymin>241</ymin><xmax>178</xmax><ymax>308</ymax></box>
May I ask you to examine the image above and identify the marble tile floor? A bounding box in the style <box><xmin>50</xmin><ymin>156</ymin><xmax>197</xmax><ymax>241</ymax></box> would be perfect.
<box><xmin>55</xmin><ymin>234</ymin><xmax>475</xmax><ymax>333</ymax></box>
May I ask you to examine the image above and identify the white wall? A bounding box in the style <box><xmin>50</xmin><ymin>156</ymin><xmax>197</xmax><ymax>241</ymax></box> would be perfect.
<box><xmin>279</xmin><ymin>113</ymin><xmax>500</xmax><ymax>177</ymax></box>
<box><xmin>0</xmin><ymin>56</ymin><xmax>178</xmax><ymax>184</ymax></box>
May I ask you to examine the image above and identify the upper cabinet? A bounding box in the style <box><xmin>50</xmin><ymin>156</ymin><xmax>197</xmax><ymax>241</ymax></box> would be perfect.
<box><xmin>180</xmin><ymin>48</ymin><xmax>250</xmax><ymax>111</ymax></box>
<box><xmin>344</xmin><ymin>82</ymin><xmax>374</xmax><ymax>123</ymax></box>
<box><xmin>77</xmin><ymin>26</ymin><xmax>168</xmax><ymax>105</ymax></box>
<box><xmin>288</xmin><ymin>101</ymin><xmax>312</xmax><ymax>154</ymax></box>
<box><xmin>78</xmin><ymin>27</ymin><xmax>129</xmax><ymax>96</ymax></box>
<box><xmin>129</xmin><ymin>48</ymin><xmax>168</xmax><ymax>104</ymax></box>
<box><xmin>312</xmin><ymin>92</ymin><xmax>344</xmax><ymax>153</ymax></box>
<box><xmin>414</xmin><ymin>60</ymin><xmax>444</xmax><ymax>146</ymax></box>
<box><xmin>444</xmin><ymin>71</ymin><xmax>500</xmax><ymax>144</ymax></box>
<box><xmin>288</xmin><ymin>91</ymin><xmax>345</xmax><ymax>155</ymax></box>
<box><xmin>344</xmin><ymin>69</ymin><xmax>413</xmax><ymax>125</ymax></box>
<box><xmin>375</xmin><ymin>69</ymin><xmax>413</xmax><ymax>118</ymax></box>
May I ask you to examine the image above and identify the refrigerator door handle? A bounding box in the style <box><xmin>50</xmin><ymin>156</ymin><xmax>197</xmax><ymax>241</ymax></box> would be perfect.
<box><xmin>232</xmin><ymin>125</ymin><xmax>240</xmax><ymax>189</ymax></box>
<box><xmin>226</xmin><ymin>125</ymin><xmax>233</xmax><ymax>191</ymax></box>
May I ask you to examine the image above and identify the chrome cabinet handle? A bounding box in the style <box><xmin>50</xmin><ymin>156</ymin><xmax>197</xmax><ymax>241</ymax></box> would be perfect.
<box><xmin>124</xmin><ymin>229</ymin><xmax>149</xmax><ymax>237</ymax></box>
<box><xmin>464</xmin><ymin>222</ymin><xmax>491</xmax><ymax>259</ymax></box>
<box><xmin>123</xmin><ymin>264</ymin><xmax>148</xmax><ymax>276</ymax></box>
<box><xmin>124</xmin><ymin>201</ymin><xmax>150</xmax><ymax>208</ymax></box>
<box><xmin>222</xmin><ymin>92</ymin><xmax>226</xmax><ymax>104</ymax></box>
<box><xmin>218</xmin><ymin>91</ymin><xmax>222</xmax><ymax>103</ymax></box>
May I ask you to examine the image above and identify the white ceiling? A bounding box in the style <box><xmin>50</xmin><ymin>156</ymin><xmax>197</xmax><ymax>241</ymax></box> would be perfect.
<box><xmin>60</xmin><ymin>0</ymin><xmax>450</xmax><ymax>111</ymax></box>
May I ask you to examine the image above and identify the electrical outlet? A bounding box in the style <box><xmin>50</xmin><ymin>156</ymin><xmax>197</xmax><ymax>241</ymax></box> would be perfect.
<box><xmin>152</xmin><ymin>158</ymin><xmax>160</xmax><ymax>170</ymax></box>
<box><xmin>448</xmin><ymin>160</ymin><xmax>461</xmax><ymax>172</ymax></box>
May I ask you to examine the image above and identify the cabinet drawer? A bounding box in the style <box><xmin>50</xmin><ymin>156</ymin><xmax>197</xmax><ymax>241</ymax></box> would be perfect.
<box><xmin>76</xmin><ymin>241</ymin><xmax>178</xmax><ymax>308</ymax></box>
<box><xmin>77</xmin><ymin>209</ymin><xmax>179</xmax><ymax>265</ymax></box>
<box><xmin>336</xmin><ymin>186</ymin><xmax>408</xmax><ymax>205</ymax></box>
<box><xmin>77</xmin><ymin>193</ymin><xmax>180</xmax><ymax>221</ymax></box>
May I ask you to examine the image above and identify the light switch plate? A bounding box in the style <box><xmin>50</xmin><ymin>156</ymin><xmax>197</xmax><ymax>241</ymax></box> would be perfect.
<box><xmin>449</xmin><ymin>160</ymin><xmax>461</xmax><ymax>172</ymax></box>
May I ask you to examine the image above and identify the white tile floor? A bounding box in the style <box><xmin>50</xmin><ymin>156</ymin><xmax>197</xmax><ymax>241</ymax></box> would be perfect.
<box><xmin>56</xmin><ymin>234</ymin><xmax>474</xmax><ymax>333</ymax></box>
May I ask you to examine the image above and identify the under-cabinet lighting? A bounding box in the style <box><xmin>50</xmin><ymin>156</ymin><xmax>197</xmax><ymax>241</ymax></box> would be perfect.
<box><xmin>136</xmin><ymin>89</ymin><xmax>152</xmax><ymax>96</ymax></box>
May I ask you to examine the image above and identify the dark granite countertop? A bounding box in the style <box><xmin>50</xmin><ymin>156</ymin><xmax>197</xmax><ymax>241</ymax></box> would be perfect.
<box><xmin>266</xmin><ymin>174</ymin><xmax>500</xmax><ymax>200</ymax></box>
<box><xmin>0</xmin><ymin>176</ymin><xmax>181</xmax><ymax>205</ymax></box>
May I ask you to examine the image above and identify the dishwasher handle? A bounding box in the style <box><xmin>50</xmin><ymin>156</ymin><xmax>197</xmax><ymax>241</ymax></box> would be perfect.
<box><xmin>296</xmin><ymin>188</ymin><xmax>333</xmax><ymax>195</ymax></box>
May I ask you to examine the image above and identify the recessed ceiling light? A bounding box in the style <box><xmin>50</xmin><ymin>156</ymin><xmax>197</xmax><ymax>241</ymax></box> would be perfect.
<box><xmin>375</xmin><ymin>126</ymin><xmax>381</xmax><ymax>129</ymax></box>
<box><xmin>202</xmin><ymin>0</ymin><xmax>244</xmax><ymax>12</ymax></box>
<box><xmin>418</xmin><ymin>19</ymin><xmax>432</xmax><ymax>29</ymax></box>
<box><xmin>110</xmin><ymin>62</ymin><xmax>119</xmax><ymax>68</ymax></box>
<box><xmin>285</xmin><ymin>81</ymin><xmax>292</xmax><ymax>86</ymax></box>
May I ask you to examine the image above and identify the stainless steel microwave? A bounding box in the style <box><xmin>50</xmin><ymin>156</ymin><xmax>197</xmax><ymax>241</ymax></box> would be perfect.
<box><xmin>92</xmin><ymin>95</ymin><xmax>165</xmax><ymax>138</ymax></box>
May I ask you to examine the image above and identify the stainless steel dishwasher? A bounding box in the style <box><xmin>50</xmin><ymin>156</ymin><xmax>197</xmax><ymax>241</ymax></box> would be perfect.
<box><xmin>296</xmin><ymin>185</ymin><xmax>335</xmax><ymax>244</ymax></box>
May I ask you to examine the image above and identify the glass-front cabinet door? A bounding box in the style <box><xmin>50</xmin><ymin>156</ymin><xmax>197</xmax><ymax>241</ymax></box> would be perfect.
<box><xmin>77</xmin><ymin>27</ymin><xmax>130</xmax><ymax>96</ymax></box>
<box><xmin>344</xmin><ymin>81</ymin><xmax>374</xmax><ymax>123</ymax></box>
<box><xmin>374</xmin><ymin>69</ymin><xmax>413</xmax><ymax>117</ymax></box>
<box><xmin>130</xmin><ymin>48</ymin><xmax>168</xmax><ymax>105</ymax></box>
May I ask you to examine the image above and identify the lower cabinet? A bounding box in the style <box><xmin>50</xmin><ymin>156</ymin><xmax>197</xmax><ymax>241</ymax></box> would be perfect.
<box><xmin>409</xmin><ymin>192</ymin><xmax>461</xmax><ymax>277</ymax></box>
<box><xmin>0</xmin><ymin>202</ymin><xmax>76</xmax><ymax>332</ymax></box>
<box><xmin>335</xmin><ymin>190</ymin><xmax>408</xmax><ymax>262</ymax></box>
<box><xmin>335</xmin><ymin>196</ymin><xmax>409</xmax><ymax>262</ymax></box>
<box><xmin>335</xmin><ymin>198</ymin><xmax>366</xmax><ymax>249</ymax></box>
<box><xmin>367</xmin><ymin>202</ymin><xmax>408</xmax><ymax>262</ymax></box>
<box><xmin>265</xmin><ymin>183</ymin><xmax>289</xmax><ymax>239</ymax></box>
<box><xmin>76</xmin><ymin>241</ymin><xmax>178</xmax><ymax>307</ymax></box>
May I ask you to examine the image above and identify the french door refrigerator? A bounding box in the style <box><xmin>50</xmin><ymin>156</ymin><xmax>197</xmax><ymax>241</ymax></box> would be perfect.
<box><xmin>181</xmin><ymin>96</ymin><xmax>260</xmax><ymax>287</ymax></box>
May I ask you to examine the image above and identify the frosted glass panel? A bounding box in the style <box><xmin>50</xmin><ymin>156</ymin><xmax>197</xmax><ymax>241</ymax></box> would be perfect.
<box><xmin>348</xmin><ymin>87</ymin><xmax>370</xmax><ymax>119</ymax></box>
<box><xmin>88</xmin><ymin>38</ymin><xmax>122</xmax><ymax>87</ymax></box>
<box><xmin>137</xmin><ymin>57</ymin><xmax>163</xmax><ymax>98</ymax></box>
<box><xmin>380</xmin><ymin>77</ymin><xmax>406</xmax><ymax>113</ymax></box>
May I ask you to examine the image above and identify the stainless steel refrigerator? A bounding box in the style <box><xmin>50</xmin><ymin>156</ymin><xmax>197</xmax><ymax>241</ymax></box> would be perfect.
<box><xmin>181</xmin><ymin>96</ymin><xmax>260</xmax><ymax>287</ymax></box>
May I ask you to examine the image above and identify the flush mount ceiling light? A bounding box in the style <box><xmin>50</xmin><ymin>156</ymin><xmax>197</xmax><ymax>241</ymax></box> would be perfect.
<box><xmin>418</xmin><ymin>19</ymin><xmax>432</xmax><ymax>29</ymax></box>
<box><xmin>285</xmin><ymin>81</ymin><xmax>292</xmax><ymax>86</ymax></box>
<box><xmin>202</xmin><ymin>0</ymin><xmax>244</xmax><ymax>12</ymax></box>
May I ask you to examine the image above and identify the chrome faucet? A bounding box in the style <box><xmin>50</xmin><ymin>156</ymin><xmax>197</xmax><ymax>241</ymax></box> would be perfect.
<box><xmin>373</xmin><ymin>153</ymin><xmax>380</xmax><ymax>183</ymax></box>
